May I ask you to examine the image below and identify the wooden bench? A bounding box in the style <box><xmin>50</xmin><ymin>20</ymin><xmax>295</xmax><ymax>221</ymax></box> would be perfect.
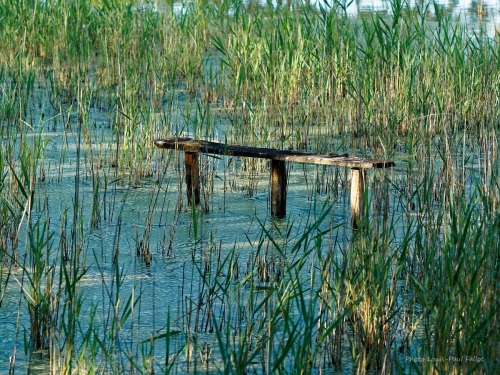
<box><xmin>154</xmin><ymin>138</ymin><xmax>395</xmax><ymax>228</ymax></box>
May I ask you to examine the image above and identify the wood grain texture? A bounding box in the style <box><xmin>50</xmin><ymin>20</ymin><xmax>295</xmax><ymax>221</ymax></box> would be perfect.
<box><xmin>184</xmin><ymin>152</ymin><xmax>200</xmax><ymax>205</ymax></box>
<box><xmin>350</xmin><ymin>168</ymin><xmax>365</xmax><ymax>229</ymax></box>
<box><xmin>154</xmin><ymin>138</ymin><xmax>395</xmax><ymax>169</ymax></box>
<box><xmin>271</xmin><ymin>160</ymin><xmax>287</xmax><ymax>218</ymax></box>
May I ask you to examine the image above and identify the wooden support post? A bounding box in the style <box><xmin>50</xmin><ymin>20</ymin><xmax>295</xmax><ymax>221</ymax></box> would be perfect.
<box><xmin>185</xmin><ymin>152</ymin><xmax>200</xmax><ymax>205</ymax></box>
<box><xmin>271</xmin><ymin>160</ymin><xmax>287</xmax><ymax>218</ymax></box>
<box><xmin>350</xmin><ymin>167</ymin><xmax>365</xmax><ymax>229</ymax></box>
<box><xmin>155</xmin><ymin>139</ymin><xmax>394</xmax><ymax>224</ymax></box>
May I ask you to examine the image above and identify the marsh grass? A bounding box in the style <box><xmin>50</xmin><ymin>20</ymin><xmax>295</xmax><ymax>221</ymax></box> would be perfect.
<box><xmin>1</xmin><ymin>0</ymin><xmax>500</xmax><ymax>373</ymax></box>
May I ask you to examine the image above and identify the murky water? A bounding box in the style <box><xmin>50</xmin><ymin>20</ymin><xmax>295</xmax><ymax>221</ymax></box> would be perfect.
<box><xmin>0</xmin><ymin>0</ymin><xmax>497</xmax><ymax>373</ymax></box>
<box><xmin>1</xmin><ymin>125</ymin><xmax>360</xmax><ymax>372</ymax></box>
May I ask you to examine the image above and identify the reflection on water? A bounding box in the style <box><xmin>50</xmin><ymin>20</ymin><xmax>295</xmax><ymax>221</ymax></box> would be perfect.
<box><xmin>282</xmin><ymin>0</ymin><xmax>500</xmax><ymax>37</ymax></box>
<box><xmin>1</xmin><ymin>0</ymin><xmax>498</xmax><ymax>373</ymax></box>
<box><xmin>154</xmin><ymin>0</ymin><xmax>500</xmax><ymax>36</ymax></box>
<box><xmin>349</xmin><ymin>0</ymin><xmax>500</xmax><ymax>36</ymax></box>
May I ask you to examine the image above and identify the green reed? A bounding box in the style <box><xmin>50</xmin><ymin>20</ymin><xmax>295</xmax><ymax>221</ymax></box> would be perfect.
<box><xmin>0</xmin><ymin>0</ymin><xmax>499</xmax><ymax>373</ymax></box>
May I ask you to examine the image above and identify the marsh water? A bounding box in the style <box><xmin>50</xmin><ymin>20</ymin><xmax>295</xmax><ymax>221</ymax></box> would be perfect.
<box><xmin>0</xmin><ymin>0</ymin><xmax>498</xmax><ymax>373</ymax></box>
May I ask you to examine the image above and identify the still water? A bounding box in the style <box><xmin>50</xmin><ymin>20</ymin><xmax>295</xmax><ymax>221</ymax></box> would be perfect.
<box><xmin>0</xmin><ymin>0</ymin><xmax>497</xmax><ymax>373</ymax></box>
<box><xmin>153</xmin><ymin>0</ymin><xmax>500</xmax><ymax>36</ymax></box>
<box><xmin>351</xmin><ymin>0</ymin><xmax>500</xmax><ymax>37</ymax></box>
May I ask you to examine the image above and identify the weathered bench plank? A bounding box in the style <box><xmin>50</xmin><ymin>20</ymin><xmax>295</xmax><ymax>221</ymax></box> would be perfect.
<box><xmin>154</xmin><ymin>139</ymin><xmax>394</xmax><ymax>169</ymax></box>
<box><xmin>154</xmin><ymin>137</ymin><xmax>395</xmax><ymax>228</ymax></box>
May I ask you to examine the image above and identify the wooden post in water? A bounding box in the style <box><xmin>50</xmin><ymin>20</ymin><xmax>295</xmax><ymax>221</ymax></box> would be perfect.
<box><xmin>154</xmin><ymin>138</ymin><xmax>394</xmax><ymax>223</ymax></box>
<box><xmin>350</xmin><ymin>168</ymin><xmax>365</xmax><ymax>229</ymax></box>
<box><xmin>185</xmin><ymin>152</ymin><xmax>200</xmax><ymax>205</ymax></box>
<box><xmin>270</xmin><ymin>160</ymin><xmax>287</xmax><ymax>218</ymax></box>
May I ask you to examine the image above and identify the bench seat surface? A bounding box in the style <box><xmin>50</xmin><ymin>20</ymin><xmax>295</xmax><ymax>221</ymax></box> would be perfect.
<box><xmin>154</xmin><ymin>138</ymin><xmax>394</xmax><ymax>169</ymax></box>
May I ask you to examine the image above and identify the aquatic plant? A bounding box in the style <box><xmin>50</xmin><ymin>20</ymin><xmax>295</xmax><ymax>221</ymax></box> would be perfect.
<box><xmin>0</xmin><ymin>0</ymin><xmax>499</xmax><ymax>373</ymax></box>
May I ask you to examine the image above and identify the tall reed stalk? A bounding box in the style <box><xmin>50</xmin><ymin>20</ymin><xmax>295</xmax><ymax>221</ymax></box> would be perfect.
<box><xmin>0</xmin><ymin>0</ymin><xmax>499</xmax><ymax>373</ymax></box>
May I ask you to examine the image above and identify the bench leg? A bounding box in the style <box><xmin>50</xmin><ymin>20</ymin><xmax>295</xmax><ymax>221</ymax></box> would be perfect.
<box><xmin>271</xmin><ymin>160</ymin><xmax>287</xmax><ymax>218</ymax></box>
<box><xmin>350</xmin><ymin>168</ymin><xmax>365</xmax><ymax>229</ymax></box>
<box><xmin>185</xmin><ymin>152</ymin><xmax>200</xmax><ymax>205</ymax></box>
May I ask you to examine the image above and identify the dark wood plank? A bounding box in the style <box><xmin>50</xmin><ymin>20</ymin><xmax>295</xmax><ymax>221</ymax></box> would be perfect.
<box><xmin>271</xmin><ymin>160</ymin><xmax>287</xmax><ymax>218</ymax></box>
<box><xmin>185</xmin><ymin>152</ymin><xmax>200</xmax><ymax>205</ymax></box>
<box><xmin>154</xmin><ymin>138</ymin><xmax>394</xmax><ymax>169</ymax></box>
